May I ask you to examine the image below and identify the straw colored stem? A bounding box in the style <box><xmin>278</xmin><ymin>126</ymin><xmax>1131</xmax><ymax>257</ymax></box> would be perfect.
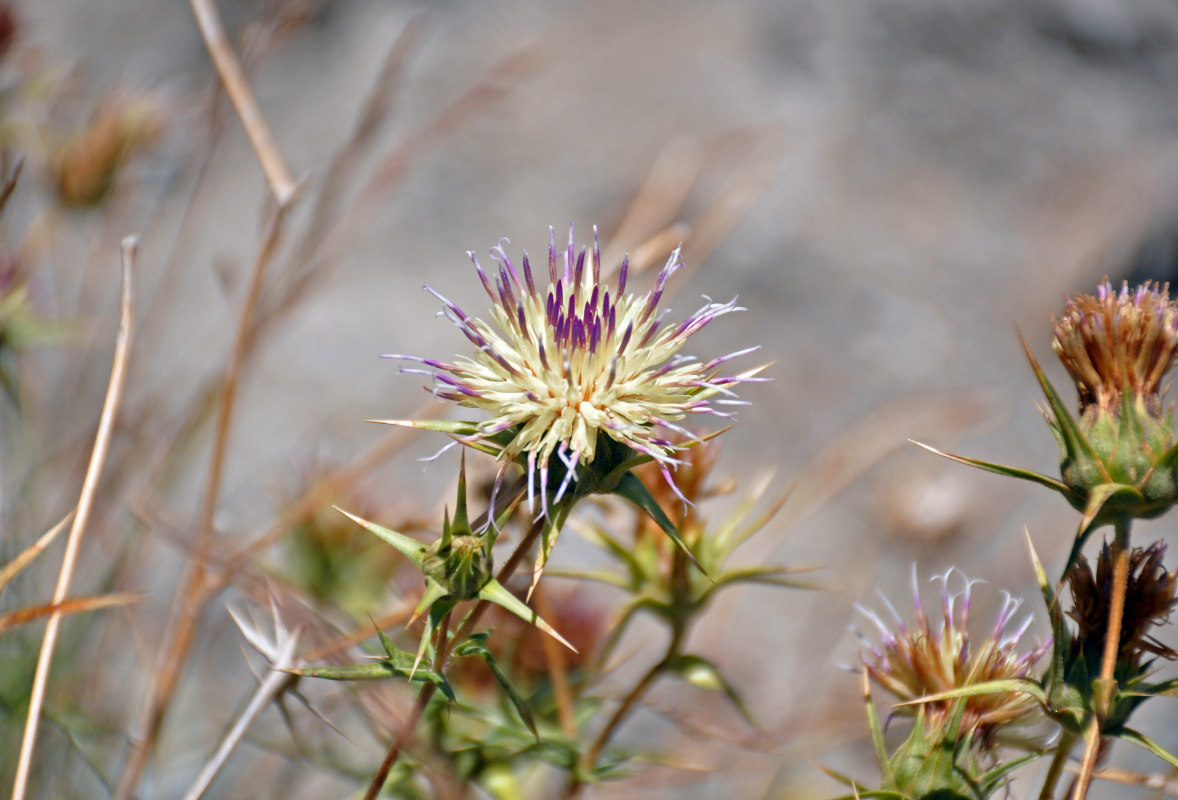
<box><xmin>534</xmin><ymin>585</ymin><xmax>577</xmax><ymax>739</ymax></box>
<box><xmin>180</xmin><ymin>628</ymin><xmax>301</xmax><ymax>800</ymax></box>
<box><xmin>188</xmin><ymin>0</ymin><xmax>297</xmax><ymax>205</ymax></box>
<box><xmin>114</xmin><ymin>206</ymin><xmax>287</xmax><ymax>800</ymax></box>
<box><xmin>1072</xmin><ymin>518</ymin><xmax>1131</xmax><ymax>800</ymax></box>
<box><xmin>12</xmin><ymin>237</ymin><xmax>136</xmax><ymax>800</ymax></box>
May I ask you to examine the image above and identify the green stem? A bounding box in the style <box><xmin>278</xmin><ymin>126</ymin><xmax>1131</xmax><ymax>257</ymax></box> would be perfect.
<box><xmin>565</xmin><ymin>548</ymin><xmax>692</xmax><ymax>798</ymax></box>
<box><xmin>362</xmin><ymin>514</ymin><xmax>547</xmax><ymax>799</ymax></box>
<box><xmin>1038</xmin><ymin>730</ymin><xmax>1078</xmax><ymax>800</ymax></box>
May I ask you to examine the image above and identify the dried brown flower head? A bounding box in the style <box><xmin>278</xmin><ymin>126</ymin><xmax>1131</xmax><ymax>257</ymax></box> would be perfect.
<box><xmin>1052</xmin><ymin>279</ymin><xmax>1178</xmax><ymax>419</ymax></box>
<box><xmin>1067</xmin><ymin>540</ymin><xmax>1178</xmax><ymax>665</ymax></box>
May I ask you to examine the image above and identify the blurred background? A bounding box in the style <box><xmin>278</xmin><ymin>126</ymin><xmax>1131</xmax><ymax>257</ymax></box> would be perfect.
<box><xmin>6</xmin><ymin>0</ymin><xmax>1178</xmax><ymax>797</ymax></box>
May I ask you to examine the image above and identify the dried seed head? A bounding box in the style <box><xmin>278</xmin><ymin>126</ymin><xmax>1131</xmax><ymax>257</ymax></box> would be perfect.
<box><xmin>1067</xmin><ymin>540</ymin><xmax>1178</xmax><ymax>666</ymax></box>
<box><xmin>51</xmin><ymin>94</ymin><xmax>163</xmax><ymax>208</ymax></box>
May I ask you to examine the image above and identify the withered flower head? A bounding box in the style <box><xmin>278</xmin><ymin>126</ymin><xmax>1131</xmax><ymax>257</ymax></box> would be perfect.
<box><xmin>1052</xmin><ymin>279</ymin><xmax>1178</xmax><ymax>419</ymax></box>
<box><xmin>1067</xmin><ymin>540</ymin><xmax>1178</xmax><ymax>665</ymax></box>
<box><xmin>52</xmin><ymin>94</ymin><xmax>163</xmax><ymax>208</ymax></box>
<box><xmin>390</xmin><ymin>225</ymin><xmax>758</xmax><ymax>516</ymax></box>
<box><xmin>859</xmin><ymin>568</ymin><xmax>1049</xmax><ymax>748</ymax></box>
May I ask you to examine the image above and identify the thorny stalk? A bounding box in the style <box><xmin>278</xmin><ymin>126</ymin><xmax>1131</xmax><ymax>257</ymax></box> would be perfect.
<box><xmin>364</xmin><ymin>513</ymin><xmax>547</xmax><ymax>799</ymax></box>
<box><xmin>1072</xmin><ymin>517</ymin><xmax>1132</xmax><ymax>800</ymax></box>
<box><xmin>114</xmin><ymin>206</ymin><xmax>288</xmax><ymax>800</ymax></box>
<box><xmin>13</xmin><ymin>238</ymin><xmax>136</xmax><ymax>800</ymax></box>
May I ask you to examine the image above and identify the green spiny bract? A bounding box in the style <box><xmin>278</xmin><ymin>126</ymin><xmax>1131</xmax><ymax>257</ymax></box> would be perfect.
<box><xmin>916</xmin><ymin>280</ymin><xmax>1178</xmax><ymax>564</ymax></box>
<box><xmin>1046</xmin><ymin>280</ymin><xmax>1178</xmax><ymax>526</ymax></box>
<box><xmin>422</xmin><ymin>534</ymin><xmax>491</xmax><ymax>601</ymax></box>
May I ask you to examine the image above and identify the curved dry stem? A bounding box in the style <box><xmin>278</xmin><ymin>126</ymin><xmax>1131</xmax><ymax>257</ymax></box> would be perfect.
<box><xmin>12</xmin><ymin>237</ymin><xmax>136</xmax><ymax>800</ymax></box>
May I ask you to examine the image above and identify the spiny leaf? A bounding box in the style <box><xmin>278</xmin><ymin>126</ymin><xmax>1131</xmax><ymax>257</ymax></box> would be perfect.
<box><xmin>368</xmin><ymin>418</ymin><xmax>518</xmax><ymax>454</ymax></box>
<box><xmin>890</xmin><ymin>677</ymin><xmax>1049</xmax><ymax>709</ymax></box>
<box><xmin>573</xmin><ymin>524</ymin><xmax>646</xmax><ymax>586</ymax></box>
<box><xmin>456</xmin><ymin>632</ymin><xmax>538</xmax><ymax>740</ymax></box>
<box><xmin>858</xmin><ymin>670</ymin><xmax>893</xmax><ymax>788</ymax></box>
<box><xmin>334</xmin><ymin>506</ymin><xmax>427</xmax><ymax>567</ymax></box>
<box><xmin>285</xmin><ymin>660</ymin><xmax>454</xmax><ymax>700</ymax></box>
<box><xmin>410</xmin><ymin>578</ymin><xmax>451</xmax><ymax>626</ymax></box>
<box><xmin>543</xmin><ymin>569</ymin><xmax>632</xmax><ymax>589</ymax></box>
<box><xmin>1114</xmin><ymin>727</ymin><xmax>1178</xmax><ymax>769</ymax></box>
<box><xmin>375</xmin><ymin>619</ymin><xmax>398</xmax><ymax>659</ymax></box>
<box><xmin>1074</xmin><ymin>483</ymin><xmax>1139</xmax><ymax>545</ymax></box>
<box><xmin>1019</xmin><ymin>332</ymin><xmax>1104</xmax><ymax>472</ymax></box>
<box><xmin>977</xmin><ymin>751</ymin><xmax>1043</xmax><ymax>795</ymax></box>
<box><xmin>367</xmin><ymin>418</ymin><xmax>481</xmax><ymax>436</ymax></box>
<box><xmin>713</xmin><ymin>564</ymin><xmax>823</xmax><ymax>593</ymax></box>
<box><xmin>411</xmin><ymin>601</ymin><xmax>454</xmax><ymax>680</ymax></box>
<box><xmin>910</xmin><ymin>440</ymin><xmax>1074</xmax><ymax>497</ymax></box>
<box><xmin>613</xmin><ymin>471</ymin><xmax>705</xmax><ymax>575</ymax></box>
<box><xmin>530</xmin><ymin>504</ymin><xmax>572</xmax><ymax>600</ymax></box>
<box><xmin>477</xmin><ymin>578</ymin><xmax>577</xmax><ymax>653</ymax></box>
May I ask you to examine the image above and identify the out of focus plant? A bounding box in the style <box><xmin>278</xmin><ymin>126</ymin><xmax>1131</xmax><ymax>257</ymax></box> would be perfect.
<box><xmin>889</xmin><ymin>279</ymin><xmax>1178</xmax><ymax>800</ymax></box>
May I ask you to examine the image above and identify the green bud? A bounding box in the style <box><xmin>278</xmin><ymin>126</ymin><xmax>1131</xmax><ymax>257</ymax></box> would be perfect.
<box><xmin>884</xmin><ymin>712</ymin><xmax>989</xmax><ymax>800</ymax></box>
<box><xmin>423</xmin><ymin>535</ymin><xmax>491</xmax><ymax>601</ymax></box>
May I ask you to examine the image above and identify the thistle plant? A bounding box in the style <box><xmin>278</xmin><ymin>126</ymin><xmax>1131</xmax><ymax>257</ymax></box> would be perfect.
<box><xmin>280</xmin><ymin>226</ymin><xmax>773</xmax><ymax>798</ymax></box>
<box><xmin>848</xmin><ymin>570</ymin><xmax>1049</xmax><ymax>800</ymax></box>
<box><xmin>909</xmin><ymin>278</ymin><xmax>1178</xmax><ymax>800</ymax></box>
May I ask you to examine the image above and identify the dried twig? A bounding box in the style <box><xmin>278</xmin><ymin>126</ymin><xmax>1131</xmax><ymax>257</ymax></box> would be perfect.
<box><xmin>0</xmin><ymin>511</ymin><xmax>73</xmax><ymax>593</ymax></box>
<box><xmin>0</xmin><ymin>592</ymin><xmax>141</xmax><ymax>636</ymax></box>
<box><xmin>114</xmin><ymin>205</ymin><xmax>288</xmax><ymax>800</ymax></box>
<box><xmin>180</xmin><ymin>606</ymin><xmax>302</xmax><ymax>800</ymax></box>
<box><xmin>188</xmin><ymin>0</ymin><xmax>297</xmax><ymax>205</ymax></box>
<box><xmin>11</xmin><ymin>237</ymin><xmax>136</xmax><ymax>800</ymax></box>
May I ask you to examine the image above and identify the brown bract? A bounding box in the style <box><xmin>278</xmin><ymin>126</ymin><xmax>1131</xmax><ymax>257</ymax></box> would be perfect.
<box><xmin>1067</xmin><ymin>540</ymin><xmax>1178</xmax><ymax>664</ymax></box>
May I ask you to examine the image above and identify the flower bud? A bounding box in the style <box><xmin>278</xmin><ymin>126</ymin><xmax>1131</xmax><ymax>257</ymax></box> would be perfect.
<box><xmin>422</xmin><ymin>534</ymin><xmax>491</xmax><ymax>601</ymax></box>
<box><xmin>1047</xmin><ymin>280</ymin><xmax>1178</xmax><ymax>523</ymax></box>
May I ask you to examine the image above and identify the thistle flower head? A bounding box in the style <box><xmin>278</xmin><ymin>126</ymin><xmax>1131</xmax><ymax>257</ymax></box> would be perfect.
<box><xmin>391</xmin><ymin>225</ymin><xmax>757</xmax><ymax>515</ymax></box>
<box><xmin>1052</xmin><ymin>279</ymin><xmax>1178</xmax><ymax>419</ymax></box>
<box><xmin>858</xmin><ymin>568</ymin><xmax>1049</xmax><ymax>748</ymax></box>
<box><xmin>1067</xmin><ymin>540</ymin><xmax>1178</xmax><ymax>667</ymax></box>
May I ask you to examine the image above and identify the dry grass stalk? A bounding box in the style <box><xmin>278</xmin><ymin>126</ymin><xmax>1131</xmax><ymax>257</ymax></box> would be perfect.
<box><xmin>11</xmin><ymin>237</ymin><xmax>137</xmax><ymax>800</ymax></box>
